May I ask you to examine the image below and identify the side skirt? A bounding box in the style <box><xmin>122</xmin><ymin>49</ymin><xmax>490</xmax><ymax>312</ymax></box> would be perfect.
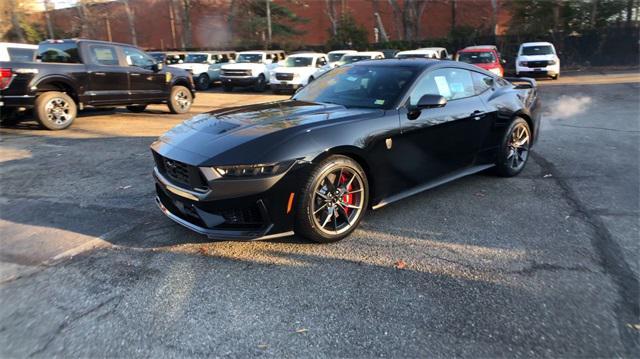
<box><xmin>371</xmin><ymin>164</ymin><xmax>495</xmax><ymax>210</ymax></box>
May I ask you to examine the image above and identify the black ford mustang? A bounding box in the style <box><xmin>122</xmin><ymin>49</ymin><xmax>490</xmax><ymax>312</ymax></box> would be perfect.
<box><xmin>151</xmin><ymin>59</ymin><xmax>540</xmax><ymax>242</ymax></box>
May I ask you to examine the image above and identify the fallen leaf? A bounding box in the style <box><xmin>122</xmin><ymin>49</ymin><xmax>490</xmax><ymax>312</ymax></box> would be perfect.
<box><xmin>543</xmin><ymin>174</ymin><xmax>553</xmax><ymax>178</ymax></box>
<box><xmin>394</xmin><ymin>260</ymin><xmax>406</xmax><ymax>270</ymax></box>
<box><xmin>198</xmin><ymin>247</ymin><xmax>207</xmax><ymax>255</ymax></box>
<box><xmin>295</xmin><ymin>328</ymin><xmax>308</xmax><ymax>333</ymax></box>
<box><xmin>474</xmin><ymin>192</ymin><xmax>486</xmax><ymax>197</ymax></box>
<box><xmin>119</xmin><ymin>185</ymin><xmax>132</xmax><ymax>189</ymax></box>
<box><xmin>627</xmin><ymin>323</ymin><xmax>640</xmax><ymax>330</ymax></box>
<box><xmin>257</xmin><ymin>344</ymin><xmax>269</xmax><ymax>349</ymax></box>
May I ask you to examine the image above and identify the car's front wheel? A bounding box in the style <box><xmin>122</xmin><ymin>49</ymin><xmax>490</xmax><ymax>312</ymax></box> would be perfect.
<box><xmin>254</xmin><ymin>74</ymin><xmax>267</xmax><ymax>92</ymax></box>
<box><xmin>495</xmin><ymin>118</ymin><xmax>531</xmax><ymax>177</ymax></box>
<box><xmin>196</xmin><ymin>74</ymin><xmax>210</xmax><ymax>90</ymax></box>
<box><xmin>167</xmin><ymin>85</ymin><xmax>192</xmax><ymax>114</ymax></box>
<box><xmin>295</xmin><ymin>155</ymin><xmax>369</xmax><ymax>243</ymax></box>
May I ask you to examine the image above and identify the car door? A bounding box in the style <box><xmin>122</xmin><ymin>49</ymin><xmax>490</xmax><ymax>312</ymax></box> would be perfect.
<box><xmin>396</xmin><ymin>67</ymin><xmax>490</xmax><ymax>183</ymax></box>
<box><xmin>85</xmin><ymin>44</ymin><xmax>129</xmax><ymax>104</ymax></box>
<box><xmin>121</xmin><ymin>46</ymin><xmax>165</xmax><ymax>102</ymax></box>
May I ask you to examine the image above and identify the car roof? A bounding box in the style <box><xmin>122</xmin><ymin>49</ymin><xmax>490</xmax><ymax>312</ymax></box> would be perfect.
<box><xmin>347</xmin><ymin>51</ymin><xmax>383</xmax><ymax>57</ymax></box>
<box><xmin>289</xmin><ymin>52</ymin><xmax>326</xmax><ymax>58</ymax></box>
<box><xmin>328</xmin><ymin>50</ymin><xmax>357</xmax><ymax>54</ymax></box>
<box><xmin>0</xmin><ymin>42</ymin><xmax>38</xmax><ymax>49</ymax></box>
<box><xmin>397</xmin><ymin>49</ymin><xmax>438</xmax><ymax>55</ymax></box>
<box><xmin>460</xmin><ymin>45</ymin><xmax>497</xmax><ymax>51</ymax></box>
<box><xmin>238</xmin><ymin>50</ymin><xmax>284</xmax><ymax>54</ymax></box>
<box><xmin>520</xmin><ymin>42</ymin><xmax>554</xmax><ymax>47</ymax></box>
<box><xmin>417</xmin><ymin>47</ymin><xmax>446</xmax><ymax>51</ymax></box>
<box><xmin>42</xmin><ymin>38</ymin><xmax>137</xmax><ymax>48</ymax></box>
<box><xmin>350</xmin><ymin>58</ymin><xmax>438</xmax><ymax>69</ymax></box>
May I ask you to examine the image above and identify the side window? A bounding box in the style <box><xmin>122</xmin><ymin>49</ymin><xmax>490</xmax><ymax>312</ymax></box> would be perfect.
<box><xmin>38</xmin><ymin>43</ymin><xmax>81</xmax><ymax>63</ymax></box>
<box><xmin>219</xmin><ymin>54</ymin><xmax>229</xmax><ymax>63</ymax></box>
<box><xmin>408</xmin><ymin>68</ymin><xmax>475</xmax><ymax>105</ymax></box>
<box><xmin>317</xmin><ymin>57</ymin><xmax>327</xmax><ymax>67</ymax></box>
<box><xmin>472</xmin><ymin>72</ymin><xmax>494</xmax><ymax>94</ymax></box>
<box><xmin>122</xmin><ymin>47</ymin><xmax>155</xmax><ymax>68</ymax></box>
<box><xmin>89</xmin><ymin>45</ymin><xmax>119</xmax><ymax>66</ymax></box>
<box><xmin>8</xmin><ymin>48</ymin><xmax>35</xmax><ymax>62</ymax></box>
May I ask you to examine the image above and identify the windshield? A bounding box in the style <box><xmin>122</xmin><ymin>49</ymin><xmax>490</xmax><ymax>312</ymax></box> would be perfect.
<box><xmin>457</xmin><ymin>51</ymin><xmax>496</xmax><ymax>64</ymax></box>
<box><xmin>149</xmin><ymin>53</ymin><xmax>165</xmax><ymax>62</ymax></box>
<box><xmin>328</xmin><ymin>53</ymin><xmax>347</xmax><ymax>62</ymax></box>
<box><xmin>237</xmin><ymin>54</ymin><xmax>262</xmax><ymax>63</ymax></box>
<box><xmin>396</xmin><ymin>53</ymin><xmax>434</xmax><ymax>59</ymax></box>
<box><xmin>284</xmin><ymin>57</ymin><xmax>313</xmax><ymax>67</ymax></box>
<box><xmin>184</xmin><ymin>54</ymin><xmax>209</xmax><ymax>63</ymax></box>
<box><xmin>521</xmin><ymin>45</ymin><xmax>554</xmax><ymax>56</ymax></box>
<box><xmin>293</xmin><ymin>65</ymin><xmax>418</xmax><ymax>110</ymax></box>
<box><xmin>342</xmin><ymin>55</ymin><xmax>372</xmax><ymax>64</ymax></box>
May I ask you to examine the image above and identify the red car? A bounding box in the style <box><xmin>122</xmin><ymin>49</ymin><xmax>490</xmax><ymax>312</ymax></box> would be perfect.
<box><xmin>455</xmin><ymin>46</ymin><xmax>505</xmax><ymax>77</ymax></box>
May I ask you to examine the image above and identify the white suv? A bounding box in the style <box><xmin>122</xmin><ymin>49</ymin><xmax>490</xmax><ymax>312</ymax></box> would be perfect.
<box><xmin>220</xmin><ymin>50</ymin><xmax>285</xmax><ymax>92</ymax></box>
<box><xmin>270</xmin><ymin>53</ymin><xmax>330</xmax><ymax>93</ymax></box>
<box><xmin>0</xmin><ymin>42</ymin><xmax>37</xmax><ymax>62</ymax></box>
<box><xmin>327</xmin><ymin>50</ymin><xmax>357</xmax><ymax>68</ymax></box>
<box><xmin>169</xmin><ymin>51</ymin><xmax>236</xmax><ymax>90</ymax></box>
<box><xmin>515</xmin><ymin>42</ymin><xmax>560</xmax><ymax>80</ymax></box>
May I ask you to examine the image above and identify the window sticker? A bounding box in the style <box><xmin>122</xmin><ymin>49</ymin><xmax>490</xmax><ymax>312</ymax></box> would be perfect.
<box><xmin>346</xmin><ymin>76</ymin><xmax>358</xmax><ymax>82</ymax></box>
<box><xmin>434</xmin><ymin>76</ymin><xmax>451</xmax><ymax>98</ymax></box>
<box><xmin>374</xmin><ymin>99</ymin><xmax>385</xmax><ymax>105</ymax></box>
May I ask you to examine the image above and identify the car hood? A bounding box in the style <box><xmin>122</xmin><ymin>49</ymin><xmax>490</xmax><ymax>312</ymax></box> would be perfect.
<box><xmin>152</xmin><ymin>100</ymin><xmax>383</xmax><ymax>166</ymax></box>
<box><xmin>470</xmin><ymin>63</ymin><xmax>500</xmax><ymax>70</ymax></box>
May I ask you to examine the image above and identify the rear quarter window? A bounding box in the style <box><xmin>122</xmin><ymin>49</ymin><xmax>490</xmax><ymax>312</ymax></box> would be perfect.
<box><xmin>8</xmin><ymin>48</ymin><xmax>35</xmax><ymax>62</ymax></box>
<box><xmin>38</xmin><ymin>43</ymin><xmax>81</xmax><ymax>63</ymax></box>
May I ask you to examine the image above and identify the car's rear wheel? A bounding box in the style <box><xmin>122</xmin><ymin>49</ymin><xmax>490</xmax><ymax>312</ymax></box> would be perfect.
<box><xmin>34</xmin><ymin>91</ymin><xmax>77</xmax><ymax>130</ymax></box>
<box><xmin>295</xmin><ymin>155</ymin><xmax>369</xmax><ymax>243</ymax></box>
<box><xmin>495</xmin><ymin>118</ymin><xmax>531</xmax><ymax>177</ymax></box>
<box><xmin>196</xmin><ymin>74</ymin><xmax>210</xmax><ymax>90</ymax></box>
<box><xmin>126</xmin><ymin>105</ymin><xmax>147</xmax><ymax>113</ymax></box>
<box><xmin>167</xmin><ymin>85</ymin><xmax>192</xmax><ymax>114</ymax></box>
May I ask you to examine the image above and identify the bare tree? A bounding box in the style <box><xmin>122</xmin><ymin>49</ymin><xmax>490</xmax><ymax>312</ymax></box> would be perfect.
<box><xmin>9</xmin><ymin>0</ymin><xmax>26</xmax><ymax>42</ymax></box>
<box><xmin>43</xmin><ymin>0</ymin><xmax>54</xmax><ymax>39</ymax></box>
<box><xmin>121</xmin><ymin>0</ymin><xmax>138</xmax><ymax>46</ymax></box>
<box><xmin>590</xmin><ymin>0</ymin><xmax>599</xmax><ymax>27</ymax></box>
<box><xmin>325</xmin><ymin>0</ymin><xmax>339</xmax><ymax>36</ymax></box>
<box><xmin>180</xmin><ymin>0</ymin><xmax>193</xmax><ymax>48</ymax></box>
<box><xmin>77</xmin><ymin>0</ymin><xmax>93</xmax><ymax>38</ymax></box>
<box><xmin>387</xmin><ymin>0</ymin><xmax>429</xmax><ymax>41</ymax></box>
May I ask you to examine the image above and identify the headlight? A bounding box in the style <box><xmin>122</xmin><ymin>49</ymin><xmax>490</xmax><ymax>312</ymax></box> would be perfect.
<box><xmin>489</xmin><ymin>68</ymin><xmax>502</xmax><ymax>76</ymax></box>
<box><xmin>548</xmin><ymin>59</ymin><xmax>556</xmax><ymax>65</ymax></box>
<box><xmin>518</xmin><ymin>61</ymin><xmax>528</xmax><ymax>67</ymax></box>
<box><xmin>213</xmin><ymin>160</ymin><xmax>294</xmax><ymax>178</ymax></box>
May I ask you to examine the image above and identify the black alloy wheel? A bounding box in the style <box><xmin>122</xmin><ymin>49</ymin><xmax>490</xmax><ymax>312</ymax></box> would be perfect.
<box><xmin>496</xmin><ymin>117</ymin><xmax>531</xmax><ymax>177</ymax></box>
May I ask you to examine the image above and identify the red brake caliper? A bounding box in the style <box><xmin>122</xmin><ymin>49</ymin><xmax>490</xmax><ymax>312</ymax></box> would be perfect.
<box><xmin>340</xmin><ymin>173</ymin><xmax>353</xmax><ymax>214</ymax></box>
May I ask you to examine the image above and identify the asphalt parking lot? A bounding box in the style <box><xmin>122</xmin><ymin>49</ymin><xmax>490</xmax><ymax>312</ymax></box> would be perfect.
<box><xmin>1</xmin><ymin>71</ymin><xmax>638</xmax><ymax>357</ymax></box>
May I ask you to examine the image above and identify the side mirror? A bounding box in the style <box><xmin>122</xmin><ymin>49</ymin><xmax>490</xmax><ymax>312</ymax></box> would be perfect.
<box><xmin>152</xmin><ymin>62</ymin><xmax>163</xmax><ymax>72</ymax></box>
<box><xmin>416</xmin><ymin>94</ymin><xmax>447</xmax><ymax>109</ymax></box>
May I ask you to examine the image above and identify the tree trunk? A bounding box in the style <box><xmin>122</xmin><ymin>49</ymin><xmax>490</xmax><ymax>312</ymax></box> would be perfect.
<box><xmin>77</xmin><ymin>1</ymin><xmax>92</xmax><ymax>38</ymax></box>
<box><xmin>414</xmin><ymin>0</ymin><xmax>428</xmax><ymax>40</ymax></box>
<box><xmin>490</xmin><ymin>0</ymin><xmax>497</xmax><ymax>36</ymax></box>
<box><xmin>121</xmin><ymin>0</ymin><xmax>137</xmax><ymax>46</ymax></box>
<box><xmin>388</xmin><ymin>0</ymin><xmax>404</xmax><ymax>40</ymax></box>
<box><xmin>44</xmin><ymin>0</ymin><xmax>54</xmax><ymax>39</ymax></box>
<box><xmin>8</xmin><ymin>0</ymin><xmax>25</xmax><ymax>42</ymax></box>
<box><xmin>325</xmin><ymin>0</ymin><xmax>338</xmax><ymax>36</ymax></box>
<box><xmin>181</xmin><ymin>0</ymin><xmax>192</xmax><ymax>48</ymax></box>
<box><xmin>627</xmin><ymin>0</ymin><xmax>634</xmax><ymax>25</ymax></box>
<box><xmin>590</xmin><ymin>0</ymin><xmax>599</xmax><ymax>27</ymax></box>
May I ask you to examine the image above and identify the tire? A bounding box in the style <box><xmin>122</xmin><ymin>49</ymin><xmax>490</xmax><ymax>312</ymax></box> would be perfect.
<box><xmin>254</xmin><ymin>74</ymin><xmax>267</xmax><ymax>92</ymax></box>
<box><xmin>222</xmin><ymin>84</ymin><xmax>233</xmax><ymax>92</ymax></box>
<box><xmin>34</xmin><ymin>91</ymin><xmax>77</xmax><ymax>130</ymax></box>
<box><xmin>552</xmin><ymin>74</ymin><xmax>559</xmax><ymax>80</ymax></box>
<box><xmin>295</xmin><ymin>155</ymin><xmax>369</xmax><ymax>243</ymax></box>
<box><xmin>196</xmin><ymin>73</ymin><xmax>210</xmax><ymax>91</ymax></box>
<box><xmin>167</xmin><ymin>85</ymin><xmax>193</xmax><ymax>114</ymax></box>
<box><xmin>126</xmin><ymin>105</ymin><xmax>147</xmax><ymax>113</ymax></box>
<box><xmin>495</xmin><ymin>117</ymin><xmax>531</xmax><ymax>177</ymax></box>
<box><xmin>308</xmin><ymin>76</ymin><xmax>314</xmax><ymax>84</ymax></box>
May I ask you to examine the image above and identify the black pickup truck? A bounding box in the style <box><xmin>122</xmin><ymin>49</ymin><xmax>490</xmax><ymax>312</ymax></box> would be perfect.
<box><xmin>0</xmin><ymin>39</ymin><xmax>195</xmax><ymax>130</ymax></box>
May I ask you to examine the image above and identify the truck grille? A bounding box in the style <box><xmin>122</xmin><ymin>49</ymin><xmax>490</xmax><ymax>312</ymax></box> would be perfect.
<box><xmin>528</xmin><ymin>60</ymin><xmax>548</xmax><ymax>68</ymax></box>
<box><xmin>153</xmin><ymin>152</ymin><xmax>207</xmax><ymax>190</ymax></box>
<box><xmin>275</xmin><ymin>73</ymin><xmax>294</xmax><ymax>81</ymax></box>
<box><xmin>221</xmin><ymin>69</ymin><xmax>251</xmax><ymax>77</ymax></box>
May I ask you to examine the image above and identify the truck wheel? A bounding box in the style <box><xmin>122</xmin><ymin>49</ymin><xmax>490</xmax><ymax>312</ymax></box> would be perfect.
<box><xmin>222</xmin><ymin>84</ymin><xmax>233</xmax><ymax>92</ymax></box>
<box><xmin>126</xmin><ymin>105</ymin><xmax>147</xmax><ymax>113</ymax></box>
<box><xmin>167</xmin><ymin>86</ymin><xmax>192</xmax><ymax>114</ymax></box>
<box><xmin>196</xmin><ymin>74</ymin><xmax>210</xmax><ymax>91</ymax></box>
<box><xmin>254</xmin><ymin>74</ymin><xmax>267</xmax><ymax>92</ymax></box>
<box><xmin>34</xmin><ymin>91</ymin><xmax>77</xmax><ymax>130</ymax></box>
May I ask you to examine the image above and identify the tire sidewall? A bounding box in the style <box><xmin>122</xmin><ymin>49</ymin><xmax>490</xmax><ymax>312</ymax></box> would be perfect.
<box><xmin>295</xmin><ymin>155</ymin><xmax>369</xmax><ymax>243</ymax></box>
<box><xmin>196</xmin><ymin>74</ymin><xmax>210</xmax><ymax>91</ymax></box>
<box><xmin>35</xmin><ymin>92</ymin><xmax>77</xmax><ymax>130</ymax></box>
<box><xmin>255</xmin><ymin>74</ymin><xmax>266</xmax><ymax>92</ymax></box>
<box><xmin>168</xmin><ymin>85</ymin><xmax>192</xmax><ymax>114</ymax></box>
<box><xmin>496</xmin><ymin>117</ymin><xmax>530</xmax><ymax>177</ymax></box>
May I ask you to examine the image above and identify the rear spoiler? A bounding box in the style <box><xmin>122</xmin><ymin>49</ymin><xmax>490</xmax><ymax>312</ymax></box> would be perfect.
<box><xmin>504</xmin><ymin>77</ymin><xmax>537</xmax><ymax>89</ymax></box>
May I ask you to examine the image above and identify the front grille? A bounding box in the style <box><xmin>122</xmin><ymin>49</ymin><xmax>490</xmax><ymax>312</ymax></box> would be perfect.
<box><xmin>275</xmin><ymin>73</ymin><xmax>294</xmax><ymax>81</ymax></box>
<box><xmin>221</xmin><ymin>69</ymin><xmax>251</xmax><ymax>77</ymax></box>
<box><xmin>528</xmin><ymin>60</ymin><xmax>548</xmax><ymax>68</ymax></box>
<box><xmin>153</xmin><ymin>152</ymin><xmax>207</xmax><ymax>189</ymax></box>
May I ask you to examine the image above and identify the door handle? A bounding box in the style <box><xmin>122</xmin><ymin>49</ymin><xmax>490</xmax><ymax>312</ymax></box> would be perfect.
<box><xmin>94</xmin><ymin>72</ymin><xmax>106</xmax><ymax>76</ymax></box>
